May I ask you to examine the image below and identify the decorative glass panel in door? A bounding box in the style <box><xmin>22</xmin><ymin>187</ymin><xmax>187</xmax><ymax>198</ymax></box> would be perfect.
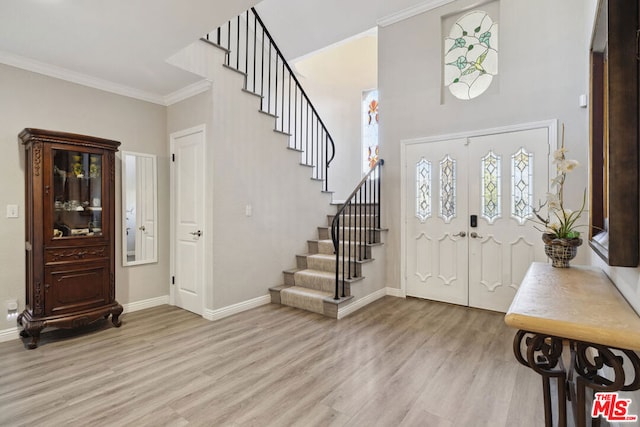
<box><xmin>52</xmin><ymin>149</ymin><xmax>103</xmax><ymax>238</ymax></box>
<box><xmin>481</xmin><ymin>150</ymin><xmax>501</xmax><ymax>223</ymax></box>
<box><xmin>416</xmin><ymin>158</ymin><xmax>432</xmax><ymax>222</ymax></box>
<box><xmin>511</xmin><ymin>147</ymin><xmax>534</xmax><ymax>225</ymax></box>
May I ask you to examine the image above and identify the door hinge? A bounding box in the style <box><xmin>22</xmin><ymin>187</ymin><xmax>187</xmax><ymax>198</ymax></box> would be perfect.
<box><xmin>172</xmin><ymin>276</ymin><xmax>175</xmax><ymax>285</ymax></box>
<box><xmin>172</xmin><ymin>153</ymin><xmax>175</xmax><ymax>162</ymax></box>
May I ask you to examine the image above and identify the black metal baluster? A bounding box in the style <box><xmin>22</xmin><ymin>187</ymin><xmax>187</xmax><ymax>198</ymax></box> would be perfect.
<box><xmin>280</xmin><ymin>59</ymin><xmax>285</xmax><ymax>132</ymax></box>
<box><xmin>347</xmin><ymin>201</ymin><xmax>352</xmax><ymax>279</ymax></box>
<box><xmin>307</xmin><ymin>104</ymin><xmax>311</xmax><ymax>167</ymax></box>
<box><xmin>260</xmin><ymin>28</ymin><xmax>265</xmax><ymax>108</ymax></box>
<box><xmin>252</xmin><ymin>13</ymin><xmax>257</xmax><ymax>92</ymax></box>
<box><xmin>377</xmin><ymin>162</ymin><xmax>382</xmax><ymax>229</ymax></box>
<box><xmin>268</xmin><ymin>43</ymin><xmax>272</xmax><ymax>114</ymax></box>
<box><xmin>294</xmin><ymin>86</ymin><xmax>298</xmax><ymax>150</ymax></box>
<box><xmin>341</xmin><ymin>211</ymin><xmax>345</xmax><ymax>298</ymax></box>
<box><xmin>288</xmin><ymin>73</ymin><xmax>292</xmax><ymax>137</ymax></box>
<box><xmin>334</xmin><ymin>217</ymin><xmax>340</xmax><ymax>300</ymax></box>
<box><xmin>275</xmin><ymin>54</ymin><xmax>279</xmax><ymax>122</ymax></box>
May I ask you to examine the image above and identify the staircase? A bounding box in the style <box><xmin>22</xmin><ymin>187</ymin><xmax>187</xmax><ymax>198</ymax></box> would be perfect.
<box><xmin>269</xmin><ymin>157</ymin><xmax>385</xmax><ymax>318</ymax></box>
<box><xmin>173</xmin><ymin>8</ymin><xmax>387</xmax><ymax>318</ymax></box>
<box><xmin>270</xmin><ymin>200</ymin><xmax>384</xmax><ymax>318</ymax></box>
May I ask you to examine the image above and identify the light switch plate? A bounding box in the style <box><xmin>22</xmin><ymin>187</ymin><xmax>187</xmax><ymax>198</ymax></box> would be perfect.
<box><xmin>6</xmin><ymin>205</ymin><xmax>18</xmax><ymax>218</ymax></box>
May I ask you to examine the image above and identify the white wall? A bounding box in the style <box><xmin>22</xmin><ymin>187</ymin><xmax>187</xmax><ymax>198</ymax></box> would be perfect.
<box><xmin>0</xmin><ymin>63</ymin><xmax>169</xmax><ymax>332</ymax></box>
<box><xmin>293</xmin><ymin>32</ymin><xmax>378</xmax><ymax>200</ymax></box>
<box><xmin>379</xmin><ymin>0</ymin><xmax>591</xmax><ymax>291</ymax></box>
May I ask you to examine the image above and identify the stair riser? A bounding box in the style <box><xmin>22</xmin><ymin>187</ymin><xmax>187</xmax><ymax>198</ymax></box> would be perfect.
<box><xmin>336</xmin><ymin>204</ymin><xmax>379</xmax><ymax>215</ymax></box>
<box><xmin>310</xmin><ymin>240</ymin><xmax>373</xmax><ymax>258</ymax></box>
<box><xmin>317</xmin><ymin>227</ymin><xmax>382</xmax><ymax>242</ymax></box>
<box><xmin>294</xmin><ymin>273</ymin><xmax>335</xmax><ymax>293</ymax></box>
<box><xmin>327</xmin><ymin>215</ymin><xmax>378</xmax><ymax>227</ymax></box>
<box><xmin>284</xmin><ymin>270</ymin><xmax>296</xmax><ymax>286</ymax></box>
<box><xmin>306</xmin><ymin>257</ymin><xmax>362</xmax><ymax>276</ymax></box>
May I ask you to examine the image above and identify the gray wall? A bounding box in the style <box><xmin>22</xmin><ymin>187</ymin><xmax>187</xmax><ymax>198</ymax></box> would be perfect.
<box><xmin>0</xmin><ymin>63</ymin><xmax>169</xmax><ymax>331</ymax></box>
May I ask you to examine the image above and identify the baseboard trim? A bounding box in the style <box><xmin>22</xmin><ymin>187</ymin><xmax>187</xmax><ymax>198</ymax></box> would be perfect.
<box><xmin>337</xmin><ymin>288</ymin><xmax>387</xmax><ymax>319</ymax></box>
<box><xmin>203</xmin><ymin>294</ymin><xmax>271</xmax><ymax>321</ymax></box>
<box><xmin>0</xmin><ymin>296</ymin><xmax>169</xmax><ymax>344</ymax></box>
<box><xmin>122</xmin><ymin>295</ymin><xmax>170</xmax><ymax>314</ymax></box>
<box><xmin>386</xmin><ymin>287</ymin><xmax>406</xmax><ymax>298</ymax></box>
<box><xmin>0</xmin><ymin>326</ymin><xmax>20</xmax><ymax>343</ymax></box>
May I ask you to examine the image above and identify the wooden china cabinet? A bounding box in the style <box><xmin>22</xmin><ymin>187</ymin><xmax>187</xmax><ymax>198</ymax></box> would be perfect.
<box><xmin>18</xmin><ymin>128</ymin><xmax>123</xmax><ymax>349</ymax></box>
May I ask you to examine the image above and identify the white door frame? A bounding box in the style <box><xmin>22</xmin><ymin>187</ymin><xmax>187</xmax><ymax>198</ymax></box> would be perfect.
<box><xmin>400</xmin><ymin>119</ymin><xmax>557</xmax><ymax>297</ymax></box>
<box><xmin>169</xmin><ymin>124</ymin><xmax>207</xmax><ymax>314</ymax></box>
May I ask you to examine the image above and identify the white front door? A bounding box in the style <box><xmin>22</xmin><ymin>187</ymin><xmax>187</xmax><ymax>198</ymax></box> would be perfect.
<box><xmin>171</xmin><ymin>126</ymin><xmax>206</xmax><ymax>315</ymax></box>
<box><xmin>405</xmin><ymin>126</ymin><xmax>551</xmax><ymax>312</ymax></box>
<box><xmin>405</xmin><ymin>138</ymin><xmax>469</xmax><ymax>306</ymax></box>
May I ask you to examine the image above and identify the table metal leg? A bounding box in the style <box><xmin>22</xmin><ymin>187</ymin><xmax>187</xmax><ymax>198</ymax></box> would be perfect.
<box><xmin>573</xmin><ymin>343</ymin><xmax>640</xmax><ymax>427</ymax></box>
<box><xmin>514</xmin><ymin>330</ymin><xmax>567</xmax><ymax>427</ymax></box>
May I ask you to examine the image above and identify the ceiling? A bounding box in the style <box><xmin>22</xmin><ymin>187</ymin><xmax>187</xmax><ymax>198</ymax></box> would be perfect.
<box><xmin>0</xmin><ymin>0</ymin><xmax>452</xmax><ymax>104</ymax></box>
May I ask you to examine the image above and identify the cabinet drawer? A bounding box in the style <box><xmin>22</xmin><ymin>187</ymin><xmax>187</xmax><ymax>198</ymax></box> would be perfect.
<box><xmin>45</xmin><ymin>245</ymin><xmax>108</xmax><ymax>265</ymax></box>
<box><xmin>44</xmin><ymin>261</ymin><xmax>111</xmax><ymax>316</ymax></box>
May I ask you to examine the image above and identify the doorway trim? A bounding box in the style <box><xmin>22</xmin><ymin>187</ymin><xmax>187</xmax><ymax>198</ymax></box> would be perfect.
<box><xmin>169</xmin><ymin>124</ymin><xmax>207</xmax><ymax>314</ymax></box>
<box><xmin>400</xmin><ymin>119</ymin><xmax>558</xmax><ymax>296</ymax></box>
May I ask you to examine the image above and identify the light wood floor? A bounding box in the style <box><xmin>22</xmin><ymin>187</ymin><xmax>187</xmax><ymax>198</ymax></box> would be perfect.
<box><xmin>0</xmin><ymin>297</ymin><xmax>545</xmax><ymax>426</ymax></box>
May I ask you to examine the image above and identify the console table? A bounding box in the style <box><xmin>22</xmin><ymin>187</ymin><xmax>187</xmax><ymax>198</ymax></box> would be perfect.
<box><xmin>505</xmin><ymin>262</ymin><xmax>640</xmax><ymax>427</ymax></box>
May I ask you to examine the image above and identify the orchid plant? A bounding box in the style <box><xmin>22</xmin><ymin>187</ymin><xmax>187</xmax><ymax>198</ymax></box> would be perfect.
<box><xmin>532</xmin><ymin>125</ymin><xmax>585</xmax><ymax>240</ymax></box>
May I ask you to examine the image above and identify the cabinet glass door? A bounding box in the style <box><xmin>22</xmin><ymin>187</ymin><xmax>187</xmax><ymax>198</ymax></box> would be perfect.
<box><xmin>52</xmin><ymin>149</ymin><xmax>103</xmax><ymax>238</ymax></box>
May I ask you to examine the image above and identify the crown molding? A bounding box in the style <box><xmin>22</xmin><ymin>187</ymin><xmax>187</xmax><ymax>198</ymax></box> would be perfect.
<box><xmin>377</xmin><ymin>0</ymin><xmax>456</xmax><ymax>27</ymax></box>
<box><xmin>0</xmin><ymin>50</ymin><xmax>166</xmax><ymax>105</ymax></box>
<box><xmin>164</xmin><ymin>79</ymin><xmax>212</xmax><ymax>106</ymax></box>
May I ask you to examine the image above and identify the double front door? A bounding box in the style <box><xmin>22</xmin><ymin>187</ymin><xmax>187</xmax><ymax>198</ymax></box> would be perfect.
<box><xmin>405</xmin><ymin>127</ymin><xmax>550</xmax><ymax>312</ymax></box>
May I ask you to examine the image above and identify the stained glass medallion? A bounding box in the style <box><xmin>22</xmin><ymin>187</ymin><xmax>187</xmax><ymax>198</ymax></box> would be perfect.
<box><xmin>444</xmin><ymin>10</ymin><xmax>498</xmax><ymax>100</ymax></box>
<box><xmin>511</xmin><ymin>148</ymin><xmax>533</xmax><ymax>224</ymax></box>
<box><xmin>416</xmin><ymin>158</ymin><xmax>432</xmax><ymax>222</ymax></box>
<box><xmin>481</xmin><ymin>150</ymin><xmax>501</xmax><ymax>223</ymax></box>
<box><xmin>439</xmin><ymin>155</ymin><xmax>456</xmax><ymax>223</ymax></box>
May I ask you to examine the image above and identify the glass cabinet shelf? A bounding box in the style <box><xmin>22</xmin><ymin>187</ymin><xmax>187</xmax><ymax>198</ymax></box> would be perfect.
<box><xmin>52</xmin><ymin>149</ymin><xmax>103</xmax><ymax>238</ymax></box>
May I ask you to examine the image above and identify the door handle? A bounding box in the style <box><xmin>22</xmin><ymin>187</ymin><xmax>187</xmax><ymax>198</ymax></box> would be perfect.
<box><xmin>138</xmin><ymin>225</ymin><xmax>146</xmax><ymax>232</ymax></box>
<box><xmin>452</xmin><ymin>231</ymin><xmax>466</xmax><ymax>238</ymax></box>
<box><xmin>189</xmin><ymin>230</ymin><xmax>203</xmax><ymax>237</ymax></box>
<box><xmin>470</xmin><ymin>232</ymin><xmax>483</xmax><ymax>239</ymax></box>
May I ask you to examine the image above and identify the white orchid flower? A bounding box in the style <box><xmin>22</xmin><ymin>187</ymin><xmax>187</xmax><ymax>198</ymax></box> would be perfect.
<box><xmin>557</xmin><ymin>159</ymin><xmax>579</xmax><ymax>173</ymax></box>
<box><xmin>550</xmin><ymin>175</ymin><xmax>564</xmax><ymax>187</ymax></box>
<box><xmin>552</xmin><ymin>148</ymin><xmax>567</xmax><ymax>162</ymax></box>
<box><xmin>547</xmin><ymin>222</ymin><xmax>560</xmax><ymax>232</ymax></box>
<box><xmin>546</xmin><ymin>192</ymin><xmax>561</xmax><ymax>211</ymax></box>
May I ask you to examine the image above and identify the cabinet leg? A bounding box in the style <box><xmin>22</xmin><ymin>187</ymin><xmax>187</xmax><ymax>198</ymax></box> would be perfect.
<box><xmin>111</xmin><ymin>303</ymin><xmax>123</xmax><ymax>327</ymax></box>
<box><xmin>24</xmin><ymin>322</ymin><xmax>45</xmax><ymax>350</ymax></box>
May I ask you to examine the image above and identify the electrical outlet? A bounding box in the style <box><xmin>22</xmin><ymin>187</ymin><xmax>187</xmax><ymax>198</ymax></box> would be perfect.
<box><xmin>6</xmin><ymin>299</ymin><xmax>18</xmax><ymax>312</ymax></box>
<box><xmin>6</xmin><ymin>205</ymin><xmax>18</xmax><ymax>218</ymax></box>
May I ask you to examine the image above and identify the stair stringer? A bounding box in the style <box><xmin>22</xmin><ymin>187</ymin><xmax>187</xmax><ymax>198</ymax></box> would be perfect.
<box><xmin>166</xmin><ymin>39</ymin><xmax>337</xmax><ymax>312</ymax></box>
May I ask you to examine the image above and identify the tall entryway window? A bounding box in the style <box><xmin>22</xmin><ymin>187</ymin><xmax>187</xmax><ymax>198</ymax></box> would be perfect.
<box><xmin>402</xmin><ymin>122</ymin><xmax>555</xmax><ymax>312</ymax></box>
<box><xmin>362</xmin><ymin>89</ymin><xmax>379</xmax><ymax>174</ymax></box>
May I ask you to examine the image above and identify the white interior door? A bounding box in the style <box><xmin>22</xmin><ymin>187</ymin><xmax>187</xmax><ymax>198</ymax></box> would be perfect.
<box><xmin>171</xmin><ymin>126</ymin><xmax>206</xmax><ymax>315</ymax></box>
<box><xmin>405</xmin><ymin>138</ymin><xmax>469</xmax><ymax>306</ymax></box>
<box><xmin>405</xmin><ymin>126</ymin><xmax>551</xmax><ymax>312</ymax></box>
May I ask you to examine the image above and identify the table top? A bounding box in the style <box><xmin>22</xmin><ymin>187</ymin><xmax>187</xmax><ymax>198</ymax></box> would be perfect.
<box><xmin>505</xmin><ymin>262</ymin><xmax>640</xmax><ymax>351</ymax></box>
